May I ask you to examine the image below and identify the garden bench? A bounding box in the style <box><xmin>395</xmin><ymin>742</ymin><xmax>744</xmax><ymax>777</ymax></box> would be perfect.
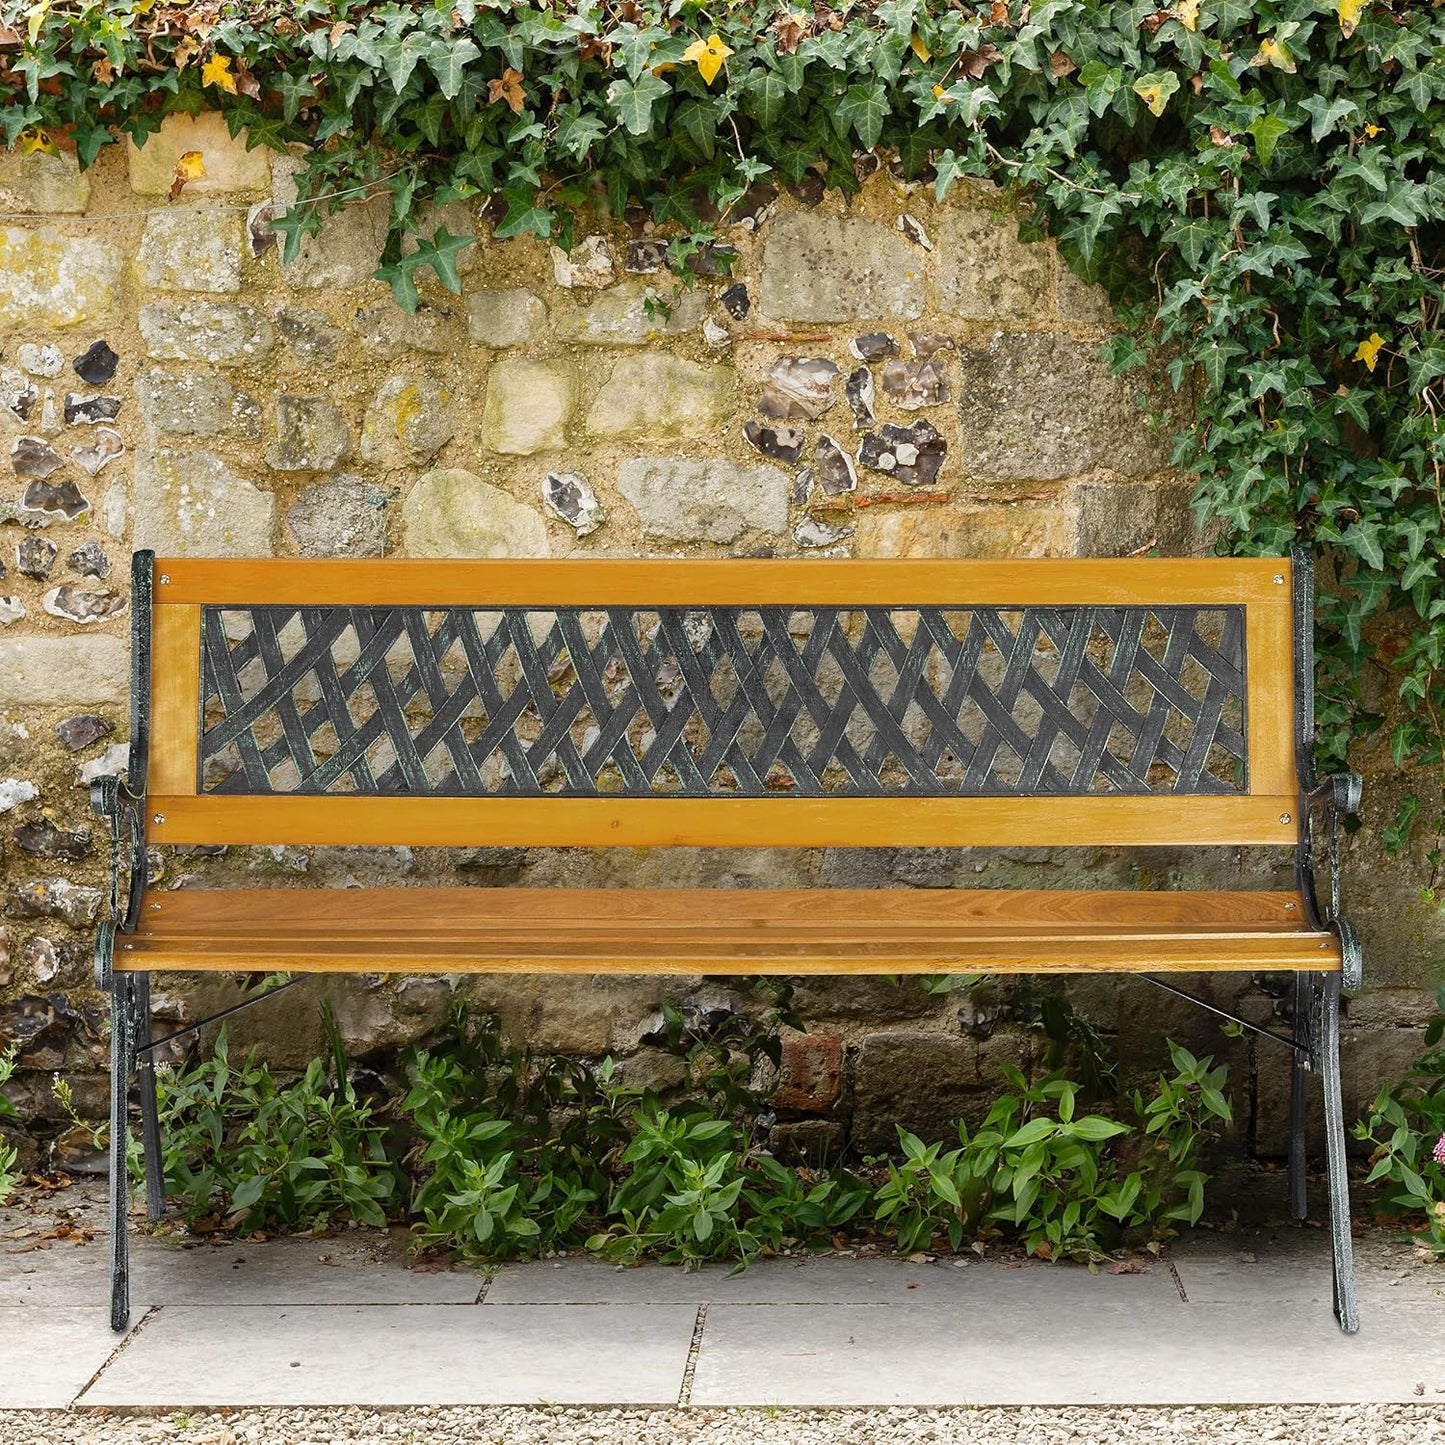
<box><xmin>94</xmin><ymin>548</ymin><xmax>1363</xmax><ymax>1333</ymax></box>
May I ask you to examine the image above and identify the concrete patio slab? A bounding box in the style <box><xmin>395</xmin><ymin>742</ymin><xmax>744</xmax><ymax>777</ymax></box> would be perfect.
<box><xmin>0</xmin><ymin>1307</ymin><xmax>132</xmax><ymax>1409</ymax></box>
<box><xmin>485</xmin><ymin>1253</ymin><xmax>1180</xmax><ymax>1307</ymax></box>
<box><xmin>689</xmin><ymin>1297</ymin><xmax>1445</xmax><ymax>1407</ymax></box>
<box><xmin>1</xmin><ymin>1233</ymin><xmax>484</xmax><ymax>1308</ymax></box>
<box><xmin>79</xmin><ymin>1303</ymin><xmax>697</xmax><ymax>1407</ymax></box>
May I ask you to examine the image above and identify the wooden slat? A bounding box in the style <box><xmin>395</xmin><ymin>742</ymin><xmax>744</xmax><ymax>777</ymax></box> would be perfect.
<box><xmin>1245</xmin><ymin>564</ymin><xmax>1299</xmax><ymax>797</ymax></box>
<box><xmin>150</xmin><ymin>556</ymin><xmax>1295</xmax><ymax>608</ymax></box>
<box><xmin>113</xmin><ymin>884</ymin><xmax>1341</xmax><ymax>975</ymax></box>
<box><xmin>147</xmin><ymin>604</ymin><xmax>201</xmax><ymax>797</ymax></box>
<box><xmin>145</xmin><ymin>793</ymin><xmax>1302</xmax><ymax>848</ymax></box>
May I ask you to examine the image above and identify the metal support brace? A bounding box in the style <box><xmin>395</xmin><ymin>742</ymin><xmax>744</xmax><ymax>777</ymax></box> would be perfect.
<box><xmin>133</xmin><ymin>973</ymin><xmax>165</xmax><ymax>1222</ymax></box>
<box><xmin>1315</xmin><ymin>971</ymin><xmax>1359</xmax><ymax>1333</ymax></box>
<box><xmin>1289</xmin><ymin>971</ymin><xmax>1310</xmax><ymax>1223</ymax></box>
<box><xmin>108</xmin><ymin>973</ymin><xmax>136</xmax><ymax>1333</ymax></box>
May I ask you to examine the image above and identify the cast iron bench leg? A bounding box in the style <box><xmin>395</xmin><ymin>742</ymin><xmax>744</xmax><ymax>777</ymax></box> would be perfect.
<box><xmin>133</xmin><ymin>972</ymin><xmax>166</xmax><ymax>1221</ymax></box>
<box><xmin>1288</xmin><ymin>971</ymin><xmax>1309</xmax><ymax>1223</ymax></box>
<box><xmin>108</xmin><ymin>972</ymin><xmax>135</xmax><ymax>1332</ymax></box>
<box><xmin>1318</xmin><ymin>971</ymin><xmax>1359</xmax><ymax>1333</ymax></box>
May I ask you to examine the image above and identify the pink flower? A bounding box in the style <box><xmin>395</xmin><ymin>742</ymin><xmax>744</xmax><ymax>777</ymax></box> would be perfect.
<box><xmin>1434</xmin><ymin>1133</ymin><xmax>1445</xmax><ymax>1166</ymax></box>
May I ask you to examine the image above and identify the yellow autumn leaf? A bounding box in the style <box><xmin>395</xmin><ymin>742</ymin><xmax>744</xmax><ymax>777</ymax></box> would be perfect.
<box><xmin>24</xmin><ymin>0</ymin><xmax>48</xmax><ymax>45</ymax></box>
<box><xmin>910</xmin><ymin>31</ymin><xmax>932</xmax><ymax>61</ymax></box>
<box><xmin>681</xmin><ymin>33</ymin><xmax>733</xmax><ymax>86</ymax></box>
<box><xmin>170</xmin><ymin>150</ymin><xmax>206</xmax><ymax>200</ymax></box>
<box><xmin>1175</xmin><ymin>0</ymin><xmax>1200</xmax><ymax>32</ymax></box>
<box><xmin>17</xmin><ymin>127</ymin><xmax>58</xmax><ymax>158</ymax></box>
<box><xmin>1136</xmin><ymin>83</ymin><xmax>1166</xmax><ymax>115</ymax></box>
<box><xmin>202</xmin><ymin>53</ymin><xmax>237</xmax><ymax>93</ymax></box>
<box><xmin>1250</xmin><ymin>37</ymin><xmax>1296</xmax><ymax>72</ymax></box>
<box><xmin>1353</xmin><ymin>333</ymin><xmax>1386</xmax><ymax>373</ymax></box>
<box><xmin>1363</xmin><ymin>122</ymin><xmax>1381</xmax><ymax>138</ymax></box>
<box><xmin>1338</xmin><ymin>0</ymin><xmax>1364</xmax><ymax>37</ymax></box>
<box><xmin>932</xmin><ymin>83</ymin><xmax>951</xmax><ymax>101</ymax></box>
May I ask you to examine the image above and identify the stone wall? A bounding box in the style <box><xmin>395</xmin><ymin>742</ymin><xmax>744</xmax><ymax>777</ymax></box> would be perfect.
<box><xmin>0</xmin><ymin>120</ymin><xmax>1438</xmax><ymax>1172</ymax></box>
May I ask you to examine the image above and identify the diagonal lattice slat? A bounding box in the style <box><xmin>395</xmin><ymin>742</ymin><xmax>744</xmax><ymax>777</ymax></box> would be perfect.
<box><xmin>198</xmin><ymin>604</ymin><xmax>1249</xmax><ymax>798</ymax></box>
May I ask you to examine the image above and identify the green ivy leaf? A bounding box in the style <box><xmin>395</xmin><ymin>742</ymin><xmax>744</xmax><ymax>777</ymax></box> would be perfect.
<box><xmin>1246</xmin><ymin>113</ymin><xmax>1291</xmax><ymax>165</ymax></box>
<box><xmin>835</xmin><ymin>81</ymin><xmax>888</xmax><ymax>150</ymax></box>
<box><xmin>425</xmin><ymin>36</ymin><xmax>480</xmax><ymax>100</ymax></box>
<box><xmin>492</xmin><ymin>186</ymin><xmax>554</xmax><ymax>241</ymax></box>
<box><xmin>608</xmin><ymin>71</ymin><xmax>671</xmax><ymax>136</ymax></box>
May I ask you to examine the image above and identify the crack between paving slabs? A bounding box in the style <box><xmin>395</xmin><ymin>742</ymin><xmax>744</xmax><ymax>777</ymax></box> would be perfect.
<box><xmin>72</xmin><ymin>1302</ymin><xmax>161</xmax><ymax>1407</ymax></box>
<box><xmin>677</xmin><ymin>1303</ymin><xmax>708</xmax><ymax>1406</ymax></box>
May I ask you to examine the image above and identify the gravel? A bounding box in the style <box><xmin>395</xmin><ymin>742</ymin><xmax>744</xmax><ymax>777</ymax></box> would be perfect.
<box><xmin>0</xmin><ymin>1406</ymin><xmax>1442</xmax><ymax>1445</ymax></box>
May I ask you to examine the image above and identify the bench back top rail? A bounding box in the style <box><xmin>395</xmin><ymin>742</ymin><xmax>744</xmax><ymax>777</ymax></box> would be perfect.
<box><xmin>136</xmin><ymin>554</ymin><xmax>1307</xmax><ymax>849</ymax></box>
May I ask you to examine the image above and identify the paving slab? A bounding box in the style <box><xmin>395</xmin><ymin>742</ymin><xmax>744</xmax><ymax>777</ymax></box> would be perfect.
<box><xmin>484</xmin><ymin>1254</ymin><xmax>1180</xmax><ymax>1306</ymax></box>
<box><xmin>0</xmin><ymin>1307</ymin><xmax>133</xmax><ymax>1408</ymax></box>
<box><xmin>80</xmin><ymin>1303</ymin><xmax>697</xmax><ymax>1407</ymax></box>
<box><xmin>690</xmin><ymin>1298</ymin><xmax>1445</xmax><ymax>1407</ymax></box>
<box><xmin>1</xmin><ymin>1234</ymin><xmax>483</xmax><ymax>1308</ymax></box>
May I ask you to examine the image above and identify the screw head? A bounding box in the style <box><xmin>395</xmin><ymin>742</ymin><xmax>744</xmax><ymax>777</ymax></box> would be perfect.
<box><xmin>153</xmin><ymin>813</ymin><xmax>165</xmax><ymax>825</ymax></box>
<box><xmin>159</xmin><ymin>574</ymin><xmax>170</xmax><ymax>585</ymax></box>
<box><xmin>1279</xmin><ymin>813</ymin><xmax>1292</xmax><ymax>824</ymax></box>
<box><xmin>1273</xmin><ymin>574</ymin><xmax>1285</xmax><ymax>585</ymax></box>
<box><xmin>1284</xmin><ymin>901</ymin><xmax>1297</xmax><ymax>910</ymax></box>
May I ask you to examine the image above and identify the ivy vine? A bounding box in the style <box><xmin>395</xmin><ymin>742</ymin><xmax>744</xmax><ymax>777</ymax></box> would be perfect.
<box><xmin>3</xmin><ymin>0</ymin><xmax>1443</xmax><ymax>821</ymax></box>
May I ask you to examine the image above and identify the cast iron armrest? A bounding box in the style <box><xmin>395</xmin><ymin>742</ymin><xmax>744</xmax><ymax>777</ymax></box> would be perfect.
<box><xmin>1297</xmin><ymin>771</ymin><xmax>1364</xmax><ymax>991</ymax></box>
<box><xmin>90</xmin><ymin>774</ymin><xmax>149</xmax><ymax>988</ymax></box>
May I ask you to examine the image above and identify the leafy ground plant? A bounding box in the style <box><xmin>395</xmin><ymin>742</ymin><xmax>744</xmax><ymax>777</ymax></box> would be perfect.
<box><xmin>0</xmin><ymin>1043</ymin><xmax>21</xmax><ymax>1203</ymax></box>
<box><xmin>875</xmin><ymin>1043</ymin><xmax>1233</xmax><ymax>1263</ymax></box>
<box><xmin>1354</xmin><ymin>985</ymin><xmax>1445</xmax><ymax>1255</ymax></box>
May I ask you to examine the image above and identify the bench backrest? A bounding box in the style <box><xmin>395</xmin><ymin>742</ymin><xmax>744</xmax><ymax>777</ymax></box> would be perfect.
<box><xmin>132</xmin><ymin>553</ymin><xmax>1309</xmax><ymax>851</ymax></box>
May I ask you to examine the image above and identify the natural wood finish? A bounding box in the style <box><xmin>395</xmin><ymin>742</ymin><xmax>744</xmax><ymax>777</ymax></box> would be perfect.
<box><xmin>145</xmin><ymin>793</ymin><xmax>1303</xmax><ymax>849</ymax></box>
<box><xmin>147</xmin><ymin>604</ymin><xmax>201</xmax><ymax>798</ymax></box>
<box><xmin>113</xmin><ymin>886</ymin><xmax>1341</xmax><ymax>975</ymax></box>
<box><xmin>150</xmin><ymin>556</ymin><xmax>1296</xmax><ymax>608</ymax></box>
<box><xmin>1244</xmin><ymin>560</ymin><xmax>1299</xmax><ymax>797</ymax></box>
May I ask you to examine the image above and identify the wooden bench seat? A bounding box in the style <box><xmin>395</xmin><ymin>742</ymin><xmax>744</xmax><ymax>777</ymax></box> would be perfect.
<box><xmin>121</xmin><ymin>886</ymin><xmax>1341</xmax><ymax>975</ymax></box>
<box><xmin>93</xmin><ymin>550</ymin><xmax>1364</xmax><ymax>1337</ymax></box>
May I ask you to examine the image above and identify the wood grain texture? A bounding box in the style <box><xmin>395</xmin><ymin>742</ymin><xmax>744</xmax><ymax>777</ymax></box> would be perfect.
<box><xmin>1244</xmin><ymin>565</ymin><xmax>1299</xmax><ymax>797</ymax></box>
<box><xmin>150</xmin><ymin>556</ymin><xmax>1296</xmax><ymax>607</ymax></box>
<box><xmin>147</xmin><ymin>604</ymin><xmax>200</xmax><ymax>798</ymax></box>
<box><xmin>145</xmin><ymin>793</ymin><xmax>1303</xmax><ymax>848</ymax></box>
<box><xmin>113</xmin><ymin>886</ymin><xmax>1341</xmax><ymax>975</ymax></box>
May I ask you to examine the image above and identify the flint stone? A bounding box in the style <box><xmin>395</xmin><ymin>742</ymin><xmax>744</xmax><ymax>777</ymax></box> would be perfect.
<box><xmin>0</xmin><ymin>227</ymin><xmax>123</xmax><ymax>329</ymax></box>
<box><xmin>267</xmin><ymin>396</ymin><xmax>350</xmax><ymax>472</ymax></box>
<box><xmin>22</xmin><ymin>479</ymin><xmax>89</xmax><ymax>522</ymax></box>
<box><xmin>896</xmin><ymin>214</ymin><xmax>933</xmax><ymax>251</ymax></box>
<box><xmin>0</xmin><ymin>635</ymin><xmax>128</xmax><ymax>704</ymax></box>
<box><xmin>466</xmin><ymin>288</ymin><xmax>547</xmax><ymax>347</ymax></box>
<box><xmin>56</xmin><ymin>715</ymin><xmax>113</xmax><ymax>752</ymax></box>
<box><xmin>140</xmin><ymin>301</ymin><xmax>275</xmax><ymax>366</ymax></box>
<box><xmin>133</xmin><ymin>449</ymin><xmax>276</xmax><ymax>557</ymax></box>
<box><xmin>11</xmin><ymin>436</ymin><xmax>62</xmax><ymax>478</ymax></box>
<box><xmin>617</xmin><ymin>458</ymin><xmax>789</xmax><ymax>544</ymax></box>
<box><xmin>815</xmin><ymin>434</ymin><xmax>858</xmax><ymax>496</ymax></box>
<box><xmin>743</xmin><ymin>418</ymin><xmax>805</xmax><ymax>464</ymax></box>
<box><xmin>247</xmin><ymin>202</ymin><xmax>278</xmax><ymax>257</ymax></box>
<box><xmin>880</xmin><ymin>357</ymin><xmax>951</xmax><ymax>410</ymax></box>
<box><xmin>138</xmin><ymin>209</ymin><xmax>243</xmax><ymax>293</ymax></box>
<box><xmin>933</xmin><ymin>210</ymin><xmax>1051</xmax><ymax>321</ymax></box>
<box><xmin>37</xmin><ymin>388</ymin><xmax>58</xmax><ymax>434</ymax></box>
<box><xmin>958</xmin><ymin>332</ymin><xmax>1174</xmax><ymax>481</ymax></box>
<box><xmin>911</xmin><ymin>332</ymin><xmax>954</xmax><ymax>359</ymax></box>
<box><xmin>0</xmin><ymin>778</ymin><xmax>38</xmax><ymax>811</ymax></box>
<box><xmin>68</xmin><ymin>542</ymin><xmax>110</xmax><ymax>578</ymax></box>
<box><xmin>702</xmin><ymin>317</ymin><xmax>730</xmax><ymax>349</ymax></box>
<box><xmin>8</xmin><ymin>878</ymin><xmax>104</xmax><ymax>929</ymax></box>
<box><xmin>760</xmin><ymin>214</ymin><xmax>924</xmax><ymax>322</ymax></box>
<box><xmin>586</xmin><ymin>354</ymin><xmax>735</xmax><ymax>439</ymax></box>
<box><xmin>550</xmin><ymin>236</ymin><xmax>617</xmax><ymax>289</ymax></box>
<box><xmin>720</xmin><ymin>283</ymin><xmax>750</xmax><ymax>319</ymax></box>
<box><xmin>857</xmin><ymin>420</ymin><xmax>948</xmax><ymax>486</ymax></box>
<box><xmin>128</xmin><ymin>114</ymin><xmax>273</xmax><ymax>195</ymax></box>
<box><xmin>14</xmin><ymin>822</ymin><xmax>92</xmax><ymax>861</ymax></box>
<box><xmin>18</xmin><ymin>344</ymin><xmax>64</xmax><ymax>378</ymax></box>
<box><xmin>71</xmin><ymin>427</ymin><xmax>123</xmax><ymax>477</ymax></box>
<box><xmin>0</xmin><ymin>148</ymin><xmax>89</xmax><ymax>214</ymax></box>
<box><xmin>542</xmin><ymin>472</ymin><xmax>604</xmax><ymax>537</ymax></box>
<box><xmin>271</xmin><ymin>156</ymin><xmax>390</xmax><ymax>290</ymax></box>
<box><xmin>78</xmin><ymin>741</ymin><xmax>129</xmax><ymax>784</ymax></box>
<box><xmin>402</xmin><ymin>470</ymin><xmax>549</xmax><ymax>559</ymax></box>
<box><xmin>481</xmin><ymin>359</ymin><xmax>574</xmax><ymax>455</ymax></box>
<box><xmin>692</xmin><ymin>242</ymin><xmax>738</xmax><ymax>277</ymax></box>
<box><xmin>792</xmin><ymin>468</ymin><xmax>814</xmax><ymax>505</ymax></box>
<box><xmin>276</xmin><ymin>306</ymin><xmax>342</xmax><ymax>363</ymax></box>
<box><xmin>72</xmin><ymin>339</ymin><xmax>118</xmax><ymax>385</ymax></box>
<box><xmin>138</xmin><ymin>369</ymin><xmax>260</xmax><ymax>439</ymax></box>
<box><xmin>849</xmin><ymin>333</ymin><xmax>898</xmax><ymax>362</ymax></box>
<box><xmin>758</xmin><ymin>357</ymin><xmax>839</xmax><ymax>421</ymax></box>
<box><xmin>1</xmin><ymin>369</ymin><xmax>37</xmax><ymax>420</ymax></box>
<box><xmin>0</xmin><ymin>598</ymin><xmax>24</xmax><ymax>626</ymax></box>
<box><xmin>625</xmin><ymin>240</ymin><xmax>668</xmax><ymax>274</ymax></box>
<box><xmin>555</xmin><ymin>281</ymin><xmax>706</xmax><ymax>346</ymax></box>
<box><xmin>846</xmin><ymin>366</ymin><xmax>875</xmax><ymax>428</ymax></box>
<box><xmin>361</xmin><ymin>372</ymin><xmax>455</xmax><ymax>466</ymax></box>
<box><xmin>354</xmin><ymin>302</ymin><xmax>452</xmax><ymax>357</ymax></box>
<box><xmin>286</xmin><ymin>476</ymin><xmax>387</xmax><ymax>558</ymax></box>
<box><xmin>23</xmin><ymin>936</ymin><xmax>58</xmax><ymax>984</ymax></box>
<box><xmin>64</xmin><ymin>393</ymin><xmax>120</xmax><ymax>425</ymax></box>
<box><xmin>43</xmin><ymin>585</ymin><xmax>125</xmax><ymax>624</ymax></box>
<box><xmin>793</xmin><ymin>517</ymin><xmax>854</xmax><ymax>549</ymax></box>
<box><xmin>17</xmin><ymin>537</ymin><xmax>57</xmax><ymax>580</ymax></box>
